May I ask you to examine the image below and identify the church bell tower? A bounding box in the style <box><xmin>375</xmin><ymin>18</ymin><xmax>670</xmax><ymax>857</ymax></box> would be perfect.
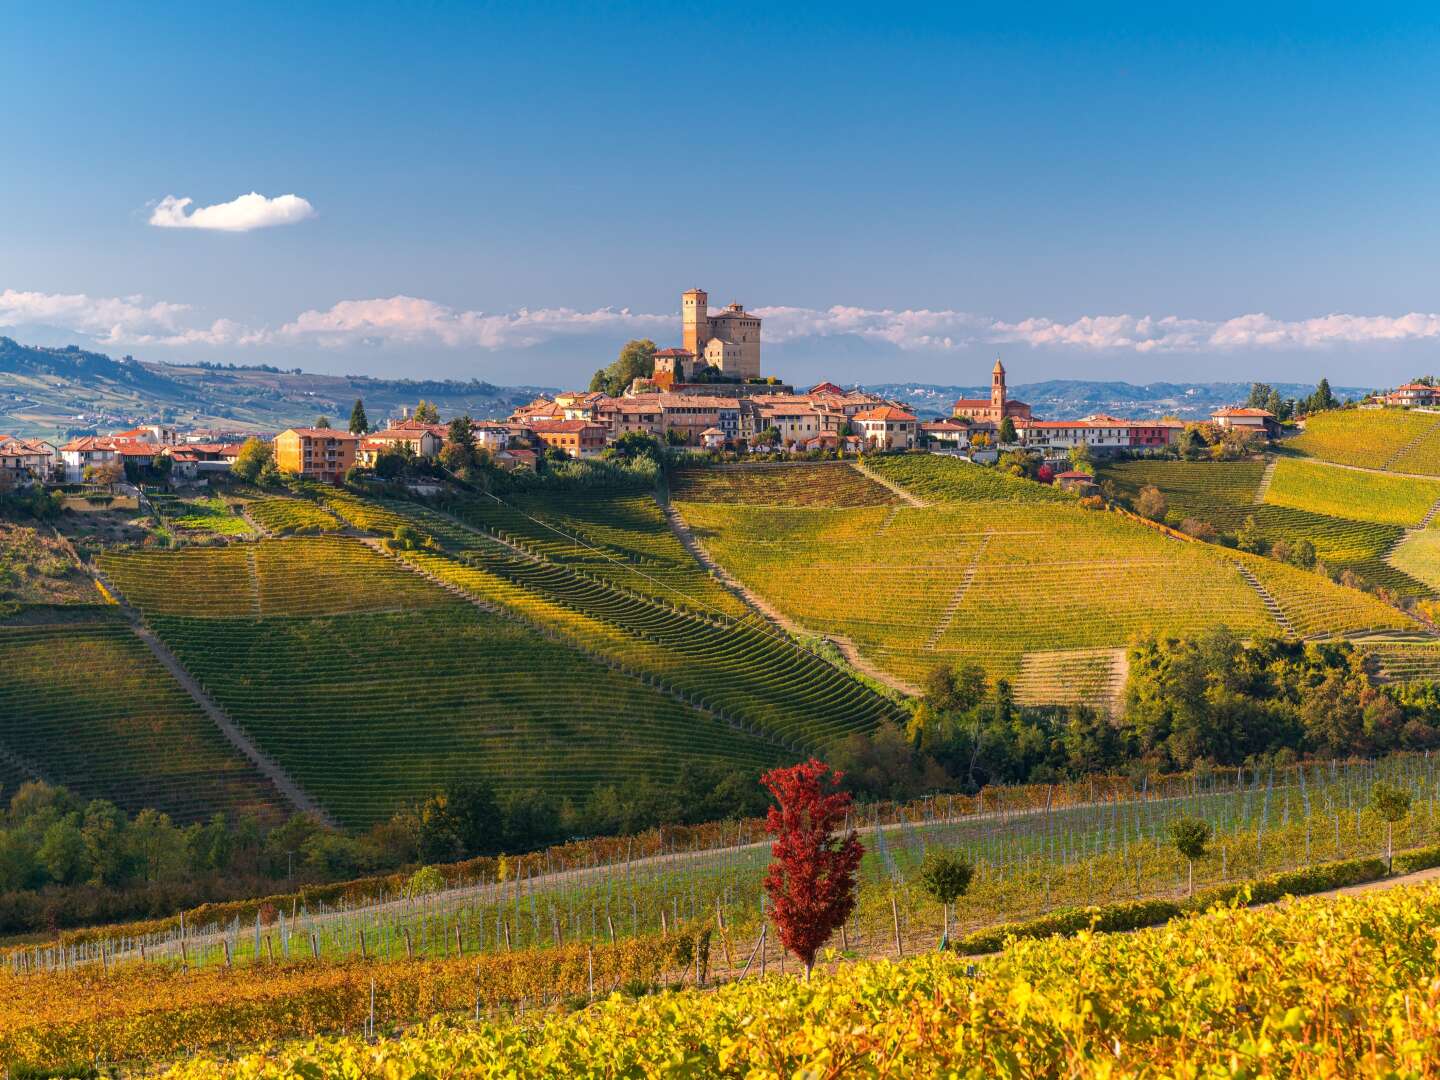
<box><xmin>991</xmin><ymin>358</ymin><xmax>1007</xmax><ymax>411</ymax></box>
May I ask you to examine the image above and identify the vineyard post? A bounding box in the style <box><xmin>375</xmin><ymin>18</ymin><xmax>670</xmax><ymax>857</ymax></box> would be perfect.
<box><xmin>891</xmin><ymin>894</ymin><xmax>903</xmax><ymax>958</ymax></box>
<box><xmin>310</xmin><ymin>933</ymin><xmax>319</xmax><ymax>960</ymax></box>
<box><xmin>404</xmin><ymin>928</ymin><xmax>413</xmax><ymax>959</ymax></box>
<box><xmin>587</xmin><ymin>945</ymin><xmax>595</xmax><ymax>1000</ymax></box>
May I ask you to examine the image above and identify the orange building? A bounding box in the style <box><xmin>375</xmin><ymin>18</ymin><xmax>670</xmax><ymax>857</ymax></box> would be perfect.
<box><xmin>274</xmin><ymin>428</ymin><xmax>359</xmax><ymax>482</ymax></box>
<box><xmin>527</xmin><ymin>420</ymin><xmax>607</xmax><ymax>458</ymax></box>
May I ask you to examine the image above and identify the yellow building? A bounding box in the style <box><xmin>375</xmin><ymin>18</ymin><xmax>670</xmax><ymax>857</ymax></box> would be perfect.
<box><xmin>274</xmin><ymin>428</ymin><xmax>359</xmax><ymax>483</ymax></box>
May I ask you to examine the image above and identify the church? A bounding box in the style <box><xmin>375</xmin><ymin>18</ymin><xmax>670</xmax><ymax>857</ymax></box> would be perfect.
<box><xmin>951</xmin><ymin>359</ymin><xmax>1032</xmax><ymax>424</ymax></box>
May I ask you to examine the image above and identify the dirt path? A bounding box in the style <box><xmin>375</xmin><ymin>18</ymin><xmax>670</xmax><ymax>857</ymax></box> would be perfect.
<box><xmin>660</xmin><ymin>496</ymin><xmax>920</xmax><ymax>697</ymax></box>
<box><xmin>852</xmin><ymin>459</ymin><xmax>928</xmax><ymax>507</ymax></box>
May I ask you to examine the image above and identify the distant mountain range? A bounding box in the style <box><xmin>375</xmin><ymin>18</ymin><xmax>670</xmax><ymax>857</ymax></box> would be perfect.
<box><xmin>0</xmin><ymin>335</ymin><xmax>1380</xmax><ymax>436</ymax></box>
<box><xmin>0</xmin><ymin>337</ymin><xmax>547</xmax><ymax>438</ymax></box>
<box><xmin>861</xmin><ymin>380</ymin><xmax>1378</xmax><ymax>420</ymax></box>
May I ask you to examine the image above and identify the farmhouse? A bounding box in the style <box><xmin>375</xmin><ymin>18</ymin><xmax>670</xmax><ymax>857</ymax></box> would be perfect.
<box><xmin>0</xmin><ymin>436</ymin><xmax>57</xmax><ymax>483</ymax></box>
<box><xmin>1212</xmin><ymin>407</ymin><xmax>1281</xmax><ymax>439</ymax></box>
<box><xmin>358</xmin><ymin>427</ymin><xmax>444</xmax><ymax>465</ymax></box>
<box><xmin>1018</xmin><ymin>416</ymin><xmax>1180</xmax><ymax>453</ymax></box>
<box><xmin>1383</xmin><ymin>383</ymin><xmax>1440</xmax><ymax>407</ymax></box>
<box><xmin>273</xmin><ymin>428</ymin><xmax>360</xmax><ymax>483</ymax></box>
<box><xmin>852</xmin><ymin>405</ymin><xmax>918</xmax><ymax>450</ymax></box>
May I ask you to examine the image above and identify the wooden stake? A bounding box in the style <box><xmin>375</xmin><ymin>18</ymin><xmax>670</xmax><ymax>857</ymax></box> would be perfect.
<box><xmin>404</xmin><ymin>928</ymin><xmax>413</xmax><ymax>959</ymax></box>
<box><xmin>310</xmin><ymin>933</ymin><xmax>320</xmax><ymax>960</ymax></box>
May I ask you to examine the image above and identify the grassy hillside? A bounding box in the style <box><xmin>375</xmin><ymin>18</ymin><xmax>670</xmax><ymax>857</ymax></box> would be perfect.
<box><xmin>676</xmin><ymin>457</ymin><xmax>1416</xmax><ymax>694</ymax></box>
<box><xmin>1289</xmin><ymin>407</ymin><xmax>1440</xmax><ymax>473</ymax></box>
<box><xmin>0</xmin><ymin>336</ymin><xmax>539</xmax><ymax>438</ymax></box>
<box><xmin>99</xmin><ymin>537</ymin><xmax>792</xmax><ymax>828</ymax></box>
<box><xmin>1265</xmin><ymin>457</ymin><xmax>1440</xmax><ymax>525</ymax></box>
<box><xmin>0</xmin><ymin>621</ymin><xmax>286</xmax><ymax>822</ymax></box>
<box><xmin>1099</xmin><ymin>458</ymin><xmax>1433</xmax><ymax>598</ymax></box>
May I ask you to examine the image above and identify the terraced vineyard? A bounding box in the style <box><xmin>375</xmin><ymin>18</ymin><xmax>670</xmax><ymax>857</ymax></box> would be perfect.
<box><xmin>1289</xmin><ymin>408</ymin><xmax>1440</xmax><ymax>472</ymax></box>
<box><xmin>0</xmin><ymin>622</ymin><xmax>285</xmax><ymax>821</ymax></box>
<box><xmin>675</xmin><ymin>497</ymin><xmax>1283</xmax><ymax>691</ymax></box>
<box><xmin>1265</xmin><ymin>457</ymin><xmax>1440</xmax><ymax>525</ymax></box>
<box><xmin>865</xmin><ymin>452</ymin><xmax>1071</xmax><ymax>503</ymax></box>
<box><xmin>1100</xmin><ymin>459</ymin><xmax>1432</xmax><ymax>597</ymax></box>
<box><xmin>1224</xmin><ymin>551</ymin><xmax>1415</xmax><ymax>637</ymax></box>
<box><xmin>154</xmin><ymin>607</ymin><xmax>784</xmax><ymax>827</ymax></box>
<box><xmin>1012</xmin><ymin>647</ymin><xmax>1127</xmax><ymax>712</ymax></box>
<box><xmin>669</xmin><ymin>462</ymin><xmax>900</xmax><ymax>506</ymax></box>
<box><xmin>100</xmin><ymin>538</ymin><xmax>449</xmax><ymax>617</ymax></box>
<box><xmin>1100</xmin><ymin>459</ymin><xmax>1265</xmax><ymax>529</ymax></box>
<box><xmin>431</xmin><ymin>492</ymin><xmax>748</xmax><ymax>617</ymax></box>
<box><xmin>148</xmin><ymin>495</ymin><xmax>254</xmax><ymax>538</ymax></box>
<box><xmin>1389</xmin><ymin>528</ymin><xmax>1440</xmax><ymax>593</ymax></box>
<box><xmin>245</xmin><ymin>497</ymin><xmax>343</xmax><ymax>535</ymax></box>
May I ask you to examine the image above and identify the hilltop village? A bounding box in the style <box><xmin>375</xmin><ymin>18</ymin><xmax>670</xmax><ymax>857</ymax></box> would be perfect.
<box><xmin>0</xmin><ymin>288</ymin><xmax>1287</xmax><ymax>490</ymax></box>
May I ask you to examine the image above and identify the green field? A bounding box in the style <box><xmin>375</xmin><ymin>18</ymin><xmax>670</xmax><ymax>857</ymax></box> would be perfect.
<box><xmin>1265</xmin><ymin>457</ymin><xmax>1440</xmax><ymax>525</ymax></box>
<box><xmin>1389</xmin><ymin>529</ymin><xmax>1440</xmax><ymax>593</ymax></box>
<box><xmin>1289</xmin><ymin>408</ymin><xmax>1440</xmax><ymax>473</ymax></box>
<box><xmin>148</xmin><ymin>495</ymin><xmax>254</xmax><ymax>538</ymax></box>
<box><xmin>0</xmin><ymin>622</ymin><xmax>285</xmax><ymax>822</ymax></box>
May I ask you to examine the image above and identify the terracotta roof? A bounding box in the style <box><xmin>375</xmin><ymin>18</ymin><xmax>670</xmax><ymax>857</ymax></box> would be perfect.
<box><xmin>60</xmin><ymin>436</ymin><xmax>116</xmax><ymax>452</ymax></box>
<box><xmin>853</xmin><ymin>406</ymin><xmax>918</xmax><ymax>422</ymax></box>
<box><xmin>1054</xmin><ymin>470</ymin><xmax>1095</xmax><ymax>480</ymax></box>
<box><xmin>1393</xmin><ymin>383</ymin><xmax>1437</xmax><ymax>392</ymax></box>
<box><xmin>699</xmin><ymin>427</ymin><xmax>726</xmax><ymax>437</ymax></box>
<box><xmin>112</xmin><ymin>442</ymin><xmax>157</xmax><ymax>457</ymax></box>
<box><xmin>952</xmin><ymin>398</ymin><xmax>994</xmax><ymax>409</ymax></box>
<box><xmin>283</xmin><ymin>428</ymin><xmax>361</xmax><ymax>439</ymax></box>
<box><xmin>1212</xmin><ymin>407</ymin><xmax>1274</xmax><ymax>418</ymax></box>
<box><xmin>654</xmin><ymin>348</ymin><xmax>694</xmax><ymax>358</ymax></box>
<box><xmin>655</xmin><ymin>394</ymin><xmax>741</xmax><ymax>409</ymax></box>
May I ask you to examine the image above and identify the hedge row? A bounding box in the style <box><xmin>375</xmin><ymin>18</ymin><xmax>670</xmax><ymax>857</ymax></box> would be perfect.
<box><xmin>954</xmin><ymin>855</ymin><xmax>1389</xmax><ymax>955</ymax></box>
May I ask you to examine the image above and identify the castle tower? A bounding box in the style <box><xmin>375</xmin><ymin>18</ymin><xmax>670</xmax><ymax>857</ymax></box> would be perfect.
<box><xmin>991</xmin><ymin>358</ymin><xmax>1006</xmax><ymax>411</ymax></box>
<box><xmin>682</xmin><ymin>288</ymin><xmax>708</xmax><ymax>356</ymax></box>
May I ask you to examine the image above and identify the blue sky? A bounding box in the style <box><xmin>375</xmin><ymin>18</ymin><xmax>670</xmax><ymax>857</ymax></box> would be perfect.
<box><xmin>3</xmin><ymin>2</ymin><xmax>1439</xmax><ymax>387</ymax></box>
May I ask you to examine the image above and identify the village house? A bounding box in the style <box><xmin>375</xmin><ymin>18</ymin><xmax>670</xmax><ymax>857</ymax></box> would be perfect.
<box><xmin>1017</xmin><ymin>415</ymin><xmax>1179</xmax><ymax>454</ymax></box>
<box><xmin>357</xmin><ymin>426</ymin><xmax>444</xmax><ymax>465</ymax></box>
<box><xmin>596</xmin><ymin>397</ymin><xmax>664</xmax><ymax>440</ymax></box>
<box><xmin>657</xmin><ymin>394</ymin><xmax>741</xmax><ymax>444</ymax></box>
<box><xmin>0</xmin><ymin>436</ymin><xmax>57</xmax><ymax>484</ymax></box>
<box><xmin>852</xmin><ymin>405</ymin><xmax>918</xmax><ymax>450</ymax></box>
<box><xmin>921</xmin><ymin>418</ymin><xmax>970</xmax><ymax>450</ymax></box>
<box><xmin>755</xmin><ymin>403</ymin><xmax>826</xmax><ymax>446</ymax></box>
<box><xmin>474</xmin><ymin>422</ymin><xmax>512</xmax><ymax>451</ymax></box>
<box><xmin>274</xmin><ymin>428</ymin><xmax>360</xmax><ymax>483</ymax></box>
<box><xmin>1211</xmin><ymin>407</ymin><xmax>1281</xmax><ymax>440</ymax></box>
<box><xmin>58</xmin><ymin>436</ymin><xmax>119</xmax><ymax>483</ymax></box>
<box><xmin>699</xmin><ymin>427</ymin><xmax>727</xmax><ymax>450</ymax></box>
<box><xmin>1383</xmin><ymin>383</ymin><xmax>1440</xmax><ymax>407</ymax></box>
<box><xmin>527</xmin><ymin>419</ymin><xmax>607</xmax><ymax>458</ymax></box>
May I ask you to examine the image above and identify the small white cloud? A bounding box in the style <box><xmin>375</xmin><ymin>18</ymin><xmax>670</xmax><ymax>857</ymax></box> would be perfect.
<box><xmin>148</xmin><ymin>192</ymin><xmax>316</xmax><ymax>232</ymax></box>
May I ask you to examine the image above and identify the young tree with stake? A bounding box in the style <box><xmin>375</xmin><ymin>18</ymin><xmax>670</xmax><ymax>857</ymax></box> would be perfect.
<box><xmin>1371</xmin><ymin>781</ymin><xmax>1412</xmax><ymax>874</ymax></box>
<box><xmin>1169</xmin><ymin>817</ymin><xmax>1212</xmax><ymax>896</ymax></box>
<box><xmin>918</xmin><ymin>848</ymin><xmax>973</xmax><ymax>948</ymax></box>
<box><xmin>761</xmin><ymin>759</ymin><xmax>863</xmax><ymax>978</ymax></box>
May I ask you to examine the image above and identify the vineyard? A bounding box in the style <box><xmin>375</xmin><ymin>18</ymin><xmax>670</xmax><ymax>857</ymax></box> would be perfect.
<box><xmin>1388</xmin><ymin>527</ymin><xmax>1440</xmax><ymax>593</ymax></box>
<box><xmin>0</xmin><ymin>621</ymin><xmax>285</xmax><ymax>821</ymax></box>
<box><xmin>1290</xmin><ymin>407</ymin><xmax>1440</xmax><ymax>473</ymax></box>
<box><xmin>1264</xmin><ymin>457</ymin><xmax>1440</xmax><ymax>525</ymax></box>
<box><xmin>674</xmin><ymin>496</ymin><xmax>1286</xmax><ymax>690</ymax></box>
<box><xmin>135</xmin><ymin>883</ymin><xmax>1440</xmax><ymax>1079</ymax></box>
<box><xmin>668</xmin><ymin>462</ymin><xmax>901</xmax><ymax>506</ymax></box>
<box><xmin>864</xmin><ymin>452</ymin><xmax>1071</xmax><ymax>504</ymax></box>
<box><xmin>8</xmin><ymin>755</ymin><xmax>1440</xmax><ymax>1070</ymax></box>
<box><xmin>93</xmin><ymin>535</ymin><xmax>796</xmax><ymax>828</ymax></box>
<box><xmin>244</xmin><ymin>497</ymin><xmax>344</xmax><ymax>535</ymax></box>
<box><xmin>1099</xmin><ymin>458</ymin><xmax>1433</xmax><ymax>597</ymax></box>
<box><xmin>146</xmin><ymin>495</ymin><xmax>254</xmax><ymax>538</ymax></box>
<box><xmin>434</xmin><ymin>491</ymin><xmax>748</xmax><ymax>616</ymax></box>
<box><xmin>99</xmin><ymin>537</ymin><xmax>453</xmax><ymax>617</ymax></box>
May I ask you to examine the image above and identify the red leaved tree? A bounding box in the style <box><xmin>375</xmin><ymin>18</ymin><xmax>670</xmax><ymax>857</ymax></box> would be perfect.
<box><xmin>761</xmin><ymin>759</ymin><xmax>864</xmax><ymax>977</ymax></box>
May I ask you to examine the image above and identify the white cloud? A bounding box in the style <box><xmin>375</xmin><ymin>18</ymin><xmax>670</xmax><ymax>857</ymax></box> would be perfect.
<box><xmin>7</xmin><ymin>287</ymin><xmax>1440</xmax><ymax>359</ymax></box>
<box><xmin>277</xmin><ymin>296</ymin><xmax>670</xmax><ymax>349</ymax></box>
<box><xmin>148</xmin><ymin>192</ymin><xmax>315</xmax><ymax>232</ymax></box>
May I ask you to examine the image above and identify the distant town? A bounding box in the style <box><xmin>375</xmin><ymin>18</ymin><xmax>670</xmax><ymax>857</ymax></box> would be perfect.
<box><xmin>0</xmin><ymin>287</ymin><xmax>1414</xmax><ymax>490</ymax></box>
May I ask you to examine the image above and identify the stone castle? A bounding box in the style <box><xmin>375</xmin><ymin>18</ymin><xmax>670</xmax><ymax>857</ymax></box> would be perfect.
<box><xmin>653</xmin><ymin>288</ymin><xmax>762</xmax><ymax>385</ymax></box>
